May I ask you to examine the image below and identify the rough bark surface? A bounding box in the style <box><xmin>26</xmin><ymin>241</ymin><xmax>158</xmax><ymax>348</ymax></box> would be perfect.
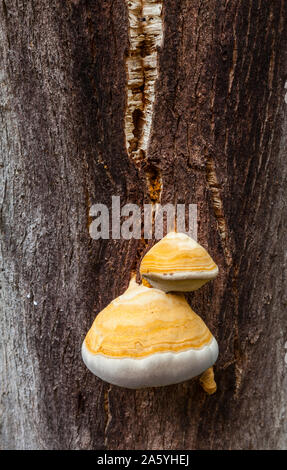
<box><xmin>0</xmin><ymin>0</ymin><xmax>286</xmax><ymax>450</ymax></box>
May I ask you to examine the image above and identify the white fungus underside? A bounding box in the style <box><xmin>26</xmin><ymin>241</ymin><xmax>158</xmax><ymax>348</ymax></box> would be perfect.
<box><xmin>82</xmin><ymin>337</ymin><xmax>218</xmax><ymax>389</ymax></box>
<box><xmin>143</xmin><ymin>268</ymin><xmax>219</xmax><ymax>280</ymax></box>
<box><xmin>142</xmin><ymin>268</ymin><xmax>219</xmax><ymax>292</ymax></box>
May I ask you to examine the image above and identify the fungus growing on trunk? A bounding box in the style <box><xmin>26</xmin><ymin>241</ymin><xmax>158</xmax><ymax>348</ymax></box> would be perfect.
<box><xmin>82</xmin><ymin>277</ymin><xmax>218</xmax><ymax>391</ymax></box>
<box><xmin>140</xmin><ymin>232</ymin><xmax>219</xmax><ymax>292</ymax></box>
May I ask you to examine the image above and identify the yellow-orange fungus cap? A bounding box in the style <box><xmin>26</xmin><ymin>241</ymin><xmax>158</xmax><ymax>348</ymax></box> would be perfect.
<box><xmin>82</xmin><ymin>278</ymin><xmax>218</xmax><ymax>388</ymax></box>
<box><xmin>85</xmin><ymin>278</ymin><xmax>213</xmax><ymax>358</ymax></box>
<box><xmin>140</xmin><ymin>232</ymin><xmax>219</xmax><ymax>292</ymax></box>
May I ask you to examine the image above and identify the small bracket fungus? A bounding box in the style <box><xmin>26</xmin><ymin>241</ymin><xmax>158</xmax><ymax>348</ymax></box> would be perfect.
<box><xmin>140</xmin><ymin>232</ymin><xmax>219</xmax><ymax>292</ymax></box>
<box><xmin>82</xmin><ymin>277</ymin><xmax>218</xmax><ymax>390</ymax></box>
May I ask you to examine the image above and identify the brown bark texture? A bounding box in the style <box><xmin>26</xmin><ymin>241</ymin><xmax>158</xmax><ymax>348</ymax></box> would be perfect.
<box><xmin>0</xmin><ymin>0</ymin><xmax>287</xmax><ymax>450</ymax></box>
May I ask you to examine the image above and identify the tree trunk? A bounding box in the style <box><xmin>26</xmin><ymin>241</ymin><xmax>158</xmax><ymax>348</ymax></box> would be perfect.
<box><xmin>0</xmin><ymin>0</ymin><xmax>286</xmax><ymax>450</ymax></box>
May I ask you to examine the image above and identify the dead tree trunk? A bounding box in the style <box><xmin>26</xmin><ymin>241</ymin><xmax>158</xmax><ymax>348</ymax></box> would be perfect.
<box><xmin>1</xmin><ymin>0</ymin><xmax>287</xmax><ymax>450</ymax></box>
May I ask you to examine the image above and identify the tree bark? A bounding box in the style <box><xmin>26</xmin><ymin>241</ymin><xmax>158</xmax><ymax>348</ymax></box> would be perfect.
<box><xmin>0</xmin><ymin>0</ymin><xmax>286</xmax><ymax>450</ymax></box>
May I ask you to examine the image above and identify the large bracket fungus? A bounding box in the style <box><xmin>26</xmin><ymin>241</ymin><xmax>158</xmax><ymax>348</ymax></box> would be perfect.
<box><xmin>82</xmin><ymin>270</ymin><xmax>218</xmax><ymax>392</ymax></box>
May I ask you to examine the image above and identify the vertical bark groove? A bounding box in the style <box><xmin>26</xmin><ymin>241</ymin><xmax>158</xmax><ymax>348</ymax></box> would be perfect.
<box><xmin>125</xmin><ymin>0</ymin><xmax>163</xmax><ymax>204</ymax></box>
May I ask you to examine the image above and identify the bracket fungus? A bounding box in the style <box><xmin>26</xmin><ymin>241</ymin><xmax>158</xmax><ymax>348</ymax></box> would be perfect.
<box><xmin>82</xmin><ymin>277</ymin><xmax>218</xmax><ymax>391</ymax></box>
<box><xmin>140</xmin><ymin>232</ymin><xmax>219</xmax><ymax>292</ymax></box>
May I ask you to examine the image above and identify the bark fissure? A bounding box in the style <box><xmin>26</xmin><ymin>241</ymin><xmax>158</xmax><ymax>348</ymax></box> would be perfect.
<box><xmin>125</xmin><ymin>0</ymin><xmax>163</xmax><ymax>203</ymax></box>
<box><xmin>205</xmin><ymin>155</ymin><xmax>232</xmax><ymax>266</ymax></box>
<box><xmin>104</xmin><ymin>384</ymin><xmax>112</xmax><ymax>447</ymax></box>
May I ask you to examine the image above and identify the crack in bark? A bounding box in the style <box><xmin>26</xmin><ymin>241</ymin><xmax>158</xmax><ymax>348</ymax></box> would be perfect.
<box><xmin>104</xmin><ymin>384</ymin><xmax>112</xmax><ymax>448</ymax></box>
<box><xmin>125</xmin><ymin>0</ymin><xmax>163</xmax><ymax>203</ymax></box>
<box><xmin>205</xmin><ymin>155</ymin><xmax>232</xmax><ymax>266</ymax></box>
<box><xmin>231</xmin><ymin>266</ymin><xmax>246</xmax><ymax>399</ymax></box>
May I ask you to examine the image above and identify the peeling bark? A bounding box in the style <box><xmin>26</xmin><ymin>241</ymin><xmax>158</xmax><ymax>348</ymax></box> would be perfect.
<box><xmin>0</xmin><ymin>0</ymin><xmax>287</xmax><ymax>450</ymax></box>
<box><xmin>125</xmin><ymin>1</ymin><xmax>163</xmax><ymax>159</ymax></box>
<box><xmin>125</xmin><ymin>0</ymin><xmax>163</xmax><ymax>203</ymax></box>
